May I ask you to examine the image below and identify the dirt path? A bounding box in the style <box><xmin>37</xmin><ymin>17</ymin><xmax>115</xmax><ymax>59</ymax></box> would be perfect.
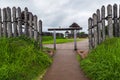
<box><xmin>43</xmin><ymin>39</ymin><xmax>89</xmax><ymax>80</ymax></box>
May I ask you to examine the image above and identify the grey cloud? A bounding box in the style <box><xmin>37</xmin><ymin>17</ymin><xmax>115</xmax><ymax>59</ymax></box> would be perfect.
<box><xmin>0</xmin><ymin>0</ymin><xmax>120</xmax><ymax>33</ymax></box>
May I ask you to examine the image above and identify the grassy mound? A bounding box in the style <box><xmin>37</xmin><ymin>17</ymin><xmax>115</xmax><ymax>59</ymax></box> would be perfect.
<box><xmin>0</xmin><ymin>36</ymin><xmax>52</xmax><ymax>80</ymax></box>
<box><xmin>79</xmin><ymin>38</ymin><xmax>120</xmax><ymax>80</ymax></box>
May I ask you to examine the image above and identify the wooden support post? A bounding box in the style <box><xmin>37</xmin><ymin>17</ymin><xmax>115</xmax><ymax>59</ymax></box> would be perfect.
<box><xmin>53</xmin><ymin>30</ymin><xmax>56</xmax><ymax>50</ymax></box>
<box><xmin>17</xmin><ymin>7</ymin><xmax>22</xmax><ymax>36</ymax></box>
<box><xmin>7</xmin><ymin>7</ymin><xmax>12</xmax><ymax>37</ymax></box>
<box><xmin>12</xmin><ymin>7</ymin><xmax>17</xmax><ymax>37</ymax></box>
<box><xmin>113</xmin><ymin>4</ymin><xmax>118</xmax><ymax>37</ymax></box>
<box><xmin>97</xmin><ymin>9</ymin><xmax>102</xmax><ymax>44</ymax></box>
<box><xmin>0</xmin><ymin>8</ymin><xmax>2</xmax><ymax>37</ymax></box>
<box><xmin>93</xmin><ymin>13</ymin><xmax>98</xmax><ymax>48</ymax></box>
<box><xmin>29</xmin><ymin>12</ymin><xmax>33</xmax><ymax>38</ymax></box>
<box><xmin>107</xmin><ymin>4</ymin><xmax>113</xmax><ymax>38</ymax></box>
<box><xmin>24</xmin><ymin>7</ymin><xmax>29</xmax><ymax>36</ymax></box>
<box><xmin>88</xmin><ymin>18</ymin><xmax>93</xmax><ymax>50</ymax></box>
<box><xmin>101</xmin><ymin>5</ymin><xmax>106</xmax><ymax>41</ymax></box>
<box><xmin>33</xmin><ymin>15</ymin><xmax>38</xmax><ymax>40</ymax></box>
<box><xmin>74</xmin><ymin>30</ymin><xmax>77</xmax><ymax>50</ymax></box>
<box><xmin>3</xmin><ymin>8</ymin><xmax>7</xmax><ymax>37</ymax></box>
<box><xmin>39</xmin><ymin>20</ymin><xmax>42</xmax><ymax>49</ymax></box>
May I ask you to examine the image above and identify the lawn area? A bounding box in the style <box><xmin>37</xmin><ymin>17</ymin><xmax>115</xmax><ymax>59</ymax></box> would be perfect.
<box><xmin>0</xmin><ymin>36</ymin><xmax>52</xmax><ymax>80</ymax></box>
<box><xmin>43</xmin><ymin>36</ymin><xmax>85</xmax><ymax>44</ymax></box>
<box><xmin>78</xmin><ymin>38</ymin><xmax>120</xmax><ymax>80</ymax></box>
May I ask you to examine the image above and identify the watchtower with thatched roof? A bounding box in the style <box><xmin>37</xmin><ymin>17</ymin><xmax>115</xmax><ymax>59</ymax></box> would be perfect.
<box><xmin>69</xmin><ymin>22</ymin><xmax>81</xmax><ymax>37</ymax></box>
<box><xmin>65</xmin><ymin>31</ymin><xmax>69</xmax><ymax>38</ymax></box>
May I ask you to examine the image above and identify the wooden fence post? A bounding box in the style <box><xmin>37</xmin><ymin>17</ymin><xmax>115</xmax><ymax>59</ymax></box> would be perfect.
<box><xmin>12</xmin><ymin>7</ymin><xmax>17</xmax><ymax>37</ymax></box>
<box><xmin>107</xmin><ymin>4</ymin><xmax>113</xmax><ymax>38</ymax></box>
<box><xmin>88</xmin><ymin>17</ymin><xmax>93</xmax><ymax>49</ymax></box>
<box><xmin>17</xmin><ymin>7</ymin><xmax>22</xmax><ymax>36</ymax></box>
<box><xmin>113</xmin><ymin>4</ymin><xmax>118</xmax><ymax>37</ymax></box>
<box><xmin>7</xmin><ymin>7</ymin><xmax>12</xmax><ymax>37</ymax></box>
<box><xmin>101</xmin><ymin>5</ymin><xmax>106</xmax><ymax>41</ymax></box>
<box><xmin>93</xmin><ymin>13</ymin><xmax>98</xmax><ymax>48</ymax></box>
<box><xmin>0</xmin><ymin>8</ymin><xmax>2</xmax><ymax>37</ymax></box>
<box><xmin>119</xmin><ymin>5</ymin><xmax>120</xmax><ymax>36</ymax></box>
<box><xmin>97</xmin><ymin>9</ymin><xmax>102</xmax><ymax>44</ymax></box>
<box><xmin>28</xmin><ymin>12</ymin><xmax>33</xmax><ymax>38</ymax></box>
<box><xmin>39</xmin><ymin>20</ymin><xmax>42</xmax><ymax>49</ymax></box>
<box><xmin>33</xmin><ymin>15</ymin><xmax>38</xmax><ymax>40</ymax></box>
<box><xmin>3</xmin><ymin>8</ymin><xmax>7</xmax><ymax>37</ymax></box>
<box><xmin>24</xmin><ymin>7</ymin><xmax>29</xmax><ymax>36</ymax></box>
<box><xmin>91</xmin><ymin>19</ymin><xmax>95</xmax><ymax>48</ymax></box>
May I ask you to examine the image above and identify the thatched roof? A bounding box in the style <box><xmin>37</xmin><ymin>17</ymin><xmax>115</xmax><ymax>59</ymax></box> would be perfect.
<box><xmin>65</xmin><ymin>31</ymin><xmax>69</xmax><ymax>33</ymax></box>
<box><xmin>69</xmin><ymin>22</ymin><xmax>80</xmax><ymax>28</ymax></box>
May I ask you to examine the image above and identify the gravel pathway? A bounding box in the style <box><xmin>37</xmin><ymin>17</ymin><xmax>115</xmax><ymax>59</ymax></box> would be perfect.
<box><xmin>43</xmin><ymin>39</ymin><xmax>89</xmax><ymax>80</ymax></box>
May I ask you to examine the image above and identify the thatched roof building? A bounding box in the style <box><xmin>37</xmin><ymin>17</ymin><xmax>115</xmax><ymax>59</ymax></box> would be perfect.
<box><xmin>69</xmin><ymin>22</ymin><xmax>81</xmax><ymax>28</ymax></box>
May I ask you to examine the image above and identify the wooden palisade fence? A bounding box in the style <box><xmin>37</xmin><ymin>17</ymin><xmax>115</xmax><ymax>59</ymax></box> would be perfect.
<box><xmin>88</xmin><ymin>4</ymin><xmax>120</xmax><ymax>50</ymax></box>
<box><xmin>0</xmin><ymin>7</ymin><xmax>42</xmax><ymax>49</ymax></box>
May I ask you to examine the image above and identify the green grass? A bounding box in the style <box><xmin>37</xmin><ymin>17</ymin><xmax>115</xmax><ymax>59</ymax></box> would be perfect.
<box><xmin>0</xmin><ymin>36</ymin><xmax>52</xmax><ymax>80</ymax></box>
<box><xmin>43</xmin><ymin>36</ymin><xmax>84</xmax><ymax>44</ymax></box>
<box><xmin>78</xmin><ymin>38</ymin><xmax>120</xmax><ymax>80</ymax></box>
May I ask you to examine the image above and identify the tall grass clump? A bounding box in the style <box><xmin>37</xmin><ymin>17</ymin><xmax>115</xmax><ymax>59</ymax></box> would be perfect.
<box><xmin>79</xmin><ymin>38</ymin><xmax>120</xmax><ymax>80</ymax></box>
<box><xmin>0</xmin><ymin>36</ymin><xmax>52</xmax><ymax>80</ymax></box>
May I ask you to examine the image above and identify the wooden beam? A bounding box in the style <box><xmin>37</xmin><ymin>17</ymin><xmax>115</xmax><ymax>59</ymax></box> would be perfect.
<box><xmin>48</xmin><ymin>27</ymin><xmax>82</xmax><ymax>31</ymax></box>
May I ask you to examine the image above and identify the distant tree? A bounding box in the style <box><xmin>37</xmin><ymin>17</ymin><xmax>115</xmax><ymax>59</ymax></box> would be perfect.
<box><xmin>79</xmin><ymin>32</ymin><xmax>85</xmax><ymax>35</ymax></box>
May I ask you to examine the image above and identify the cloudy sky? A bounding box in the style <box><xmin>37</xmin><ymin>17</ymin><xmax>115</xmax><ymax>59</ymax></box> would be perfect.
<box><xmin>0</xmin><ymin>0</ymin><xmax>120</xmax><ymax>33</ymax></box>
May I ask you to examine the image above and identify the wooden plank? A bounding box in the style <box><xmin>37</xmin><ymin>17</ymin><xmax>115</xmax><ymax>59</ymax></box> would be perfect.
<box><xmin>7</xmin><ymin>7</ymin><xmax>12</xmax><ymax>37</ymax></box>
<box><xmin>88</xmin><ymin>17</ymin><xmax>93</xmax><ymax>49</ymax></box>
<box><xmin>93</xmin><ymin>13</ymin><xmax>98</xmax><ymax>48</ymax></box>
<box><xmin>48</xmin><ymin>27</ymin><xmax>82</xmax><ymax>31</ymax></box>
<box><xmin>0</xmin><ymin>8</ymin><xmax>2</xmax><ymax>37</ymax></box>
<box><xmin>24</xmin><ymin>7</ymin><xmax>29</xmax><ymax>36</ymax></box>
<box><xmin>17</xmin><ymin>7</ymin><xmax>22</xmax><ymax>36</ymax></box>
<box><xmin>3</xmin><ymin>8</ymin><xmax>7</xmax><ymax>37</ymax></box>
<box><xmin>33</xmin><ymin>15</ymin><xmax>38</xmax><ymax>40</ymax></box>
<box><xmin>96</xmin><ymin>9</ymin><xmax>102</xmax><ymax>44</ymax></box>
<box><xmin>101</xmin><ymin>5</ymin><xmax>106</xmax><ymax>41</ymax></box>
<box><xmin>107</xmin><ymin>4</ymin><xmax>113</xmax><ymax>38</ymax></box>
<box><xmin>39</xmin><ymin>20</ymin><xmax>42</xmax><ymax>49</ymax></box>
<box><xmin>12</xmin><ymin>7</ymin><xmax>17</xmax><ymax>37</ymax></box>
<box><xmin>113</xmin><ymin>4</ymin><xmax>118</xmax><ymax>37</ymax></box>
<box><xmin>28</xmin><ymin>12</ymin><xmax>33</xmax><ymax>38</ymax></box>
<box><xmin>119</xmin><ymin>5</ymin><xmax>120</xmax><ymax>36</ymax></box>
<box><xmin>91</xmin><ymin>19</ymin><xmax>95</xmax><ymax>48</ymax></box>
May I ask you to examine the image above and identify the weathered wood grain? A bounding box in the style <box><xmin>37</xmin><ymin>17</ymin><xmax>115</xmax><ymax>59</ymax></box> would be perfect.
<box><xmin>12</xmin><ymin>7</ymin><xmax>17</xmax><ymax>37</ymax></box>
<box><xmin>107</xmin><ymin>4</ymin><xmax>113</xmax><ymax>38</ymax></box>
<box><xmin>39</xmin><ymin>20</ymin><xmax>42</xmax><ymax>49</ymax></box>
<box><xmin>93</xmin><ymin>13</ymin><xmax>98</xmax><ymax>48</ymax></box>
<box><xmin>33</xmin><ymin>15</ymin><xmax>38</xmax><ymax>40</ymax></box>
<box><xmin>101</xmin><ymin>5</ymin><xmax>106</xmax><ymax>41</ymax></box>
<box><xmin>17</xmin><ymin>7</ymin><xmax>22</xmax><ymax>36</ymax></box>
<box><xmin>0</xmin><ymin>8</ymin><xmax>2</xmax><ymax>37</ymax></box>
<box><xmin>113</xmin><ymin>4</ymin><xmax>118</xmax><ymax>37</ymax></box>
<box><xmin>3</xmin><ymin>8</ymin><xmax>7</xmax><ymax>37</ymax></box>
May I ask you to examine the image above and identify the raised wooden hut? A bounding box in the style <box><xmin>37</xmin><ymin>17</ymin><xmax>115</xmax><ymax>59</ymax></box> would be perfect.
<box><xmin>69</xmin><ymin>22</ymin><xmax>81</xmax><ymax>37</ymax></box>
